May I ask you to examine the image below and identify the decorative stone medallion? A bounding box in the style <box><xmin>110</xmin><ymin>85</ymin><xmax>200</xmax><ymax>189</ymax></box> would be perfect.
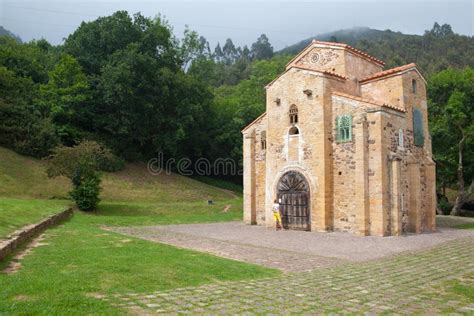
<box><xmin>311</xmin><ymin>53</ymin><xmax>320</xmax><ymax>64</ymax></box>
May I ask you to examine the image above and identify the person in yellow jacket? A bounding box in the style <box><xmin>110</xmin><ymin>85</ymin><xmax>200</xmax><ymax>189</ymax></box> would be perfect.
<box><xmin>272</xmin><ymin>199</ymin><xmax>282</xmax><ymax>230</ymax></box>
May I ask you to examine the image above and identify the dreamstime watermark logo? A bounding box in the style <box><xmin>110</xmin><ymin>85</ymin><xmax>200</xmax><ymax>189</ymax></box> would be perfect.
<box><xmin>147</xmin><ymin>152</ymin><xmax>242</xmax><ymax>176</ymax></box>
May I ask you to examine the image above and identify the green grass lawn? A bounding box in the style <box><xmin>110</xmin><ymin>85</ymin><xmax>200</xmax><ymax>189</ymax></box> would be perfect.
<box><xmin>0</xmin><ymin>210</ymin><xmax>277</xmax><ymax>315</ymax></box>
<box><xmin>0</xmin><ymin>198</ymin><xmax>69</xmax><ymax>238</ymax></box>
<box><xmin>455</xmin><ymin>223</ymin><xmax>474</xmax><ymax>229</ymax></box>
<box><xmin>0</xmin><ymin>147</ymin><xmax>277</xmax><ymax>314</ymax></box>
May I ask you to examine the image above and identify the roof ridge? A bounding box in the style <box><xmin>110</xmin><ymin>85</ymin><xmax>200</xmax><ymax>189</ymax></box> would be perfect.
<box><xmin>265</xmin><ymin>66</ymin><xmax>347</xmax><ymax>89</ymax></box>
<box><xmin>332</xmin><ymin>91</ymin><xmax>406</xmax><ymax>113</ymax></box>
<box><xmin>241</xmin><ymin>112</ymin><xmax>267</xmax><ymax>133</ymax></box>
<box><xmin>360</xmin><ymin>63</ymin><xmax>418</xmax><ymax>83</ymax></box>
<box><xmin>292</xmin><ymin>65</ymin><xmax>348</xmax><ymax>80</ymax></box>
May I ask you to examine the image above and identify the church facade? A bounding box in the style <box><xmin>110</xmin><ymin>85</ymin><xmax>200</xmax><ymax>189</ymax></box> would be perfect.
<box><xmin>242</xmin><ymin>41</ymin><xmax>436</xmax><ymax>236</ymax></box>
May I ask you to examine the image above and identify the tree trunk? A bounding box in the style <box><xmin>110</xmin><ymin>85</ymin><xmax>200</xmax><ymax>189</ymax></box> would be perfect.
<box><xmin>450</xmin><ymin>129</ymin><xmax>466</xmax><ymax>216</ymax></box>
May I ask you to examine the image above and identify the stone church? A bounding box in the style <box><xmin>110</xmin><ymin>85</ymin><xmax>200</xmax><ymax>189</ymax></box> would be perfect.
<box><xmin>242</xmin><ymin>41</ymin><xmax>436</xmax><ymax>236</ymax></box>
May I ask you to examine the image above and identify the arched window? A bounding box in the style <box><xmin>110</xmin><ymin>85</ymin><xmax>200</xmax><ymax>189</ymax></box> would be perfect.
<box><xmin>289</xmin><ymin>104</ymin><xmax>298</xmax><ymax>124</ymax></box>
<box><xmin>289</xmin><ymin>126</ymin><xmax>299</xmax><ymax>135</ymax></box>
<box><xmin>412</xmin><ymin>79</ymin><xmax>417</xmax><ymax>94</ymax></box>
<box><xmin>336</xmin><ymin>114</ymin><xmax>352</xmax><ymax>143</ymax></box>
<box><xmin>260</xmin><ymin>131</ymin><xmax>266</xmax><ymax>150</ymax></box>
<box><xmin>398</xmin><ymin>128</ymin><xmax>404</xmax><ymax>148</ymax></box>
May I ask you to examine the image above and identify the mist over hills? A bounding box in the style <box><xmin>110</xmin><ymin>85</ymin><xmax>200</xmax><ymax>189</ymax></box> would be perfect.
<box><xmin>278</xmin><ymin>25</ymin><xmax>474</xmax><ymax>76</ymax></box>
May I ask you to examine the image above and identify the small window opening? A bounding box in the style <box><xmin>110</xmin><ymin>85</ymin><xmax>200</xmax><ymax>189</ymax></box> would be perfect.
<box><xmin>289</xmin><ymin>104</ymin><xmax>298</xmax><ymax>124</ymax></box>
<box><xmin>336</xmin><ymin>114</ymin><xmax>352</xmax><ymax>143</ymax></box>
<box><xmin>398</xmin><ymin>129</ymin><xmax>404</xmax><ymax>148</ymax></box>
<box><xmin>289</xmin><ymin>126</ymin><xmax>299</xmax><ymax>135</ymax></box>
<box><xmin>412</xmin><ymin>79</ymin><xmax>417</xmax><ymax>94</ymax></box>
<box><xmin>260</xmin><ymin>131</ymin><xmax>267</xmax><ymax>150</ymax></box>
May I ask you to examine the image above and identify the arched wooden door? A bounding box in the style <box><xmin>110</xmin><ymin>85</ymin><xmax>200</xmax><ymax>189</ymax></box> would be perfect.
<box><xmin>277</xmin><ymin>171</ymin><xmax>310</xmax><ymax>231</ymax></box>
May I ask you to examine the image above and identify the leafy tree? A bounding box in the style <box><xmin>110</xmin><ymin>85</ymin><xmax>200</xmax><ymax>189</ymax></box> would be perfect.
<box><xmin>97</xmin><ymin>42</ymin><xmax>212</xmax><ymax>160</ymax></box>
<box><xmin>429</xmin><ymin>67</ymin><xmax>474</xmax><ymax>215</ymax></box>
<box><xmin>222</xmin><ymin>38</ymin><xmax>239</xmax><ymax>65</ymax></box>
<box><xmin>251</xmin><ymin>34</ymin><xmax>274</xmax><ymax>60</ymax></box>
<box><xmin>47</xmin><ymin>141</ymin><xmax>119</xmax><ymax>211</ymax></box>
<box><xmin>213</xmin><ymin>43</ymin><xmax>224</xmax><ymax>63</ymax></box>
<box><xmin>0</xmin><ymin>36</ymin><xmax>58</xmax><ymax>157</ymax></box>
<box><xmin>39</xmin><ymin>54</ymin><xmax>91</xmax><ymax>145</ymax></box>
<box><xmin>179</xmin><ymin>27</ymin><xmax>209</xmax><ymax>70</ymax></box>
<box><xmin>64</xmin><ymin>11</ymin><xmax>142</xmax><ymax>75</ymax></box>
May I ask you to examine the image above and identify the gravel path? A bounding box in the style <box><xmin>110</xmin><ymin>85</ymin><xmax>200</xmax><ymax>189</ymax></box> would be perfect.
<box><xmin>111</xmin><ymin>221</ymin><xmax>474</xmax><ymax>271</ymax></box>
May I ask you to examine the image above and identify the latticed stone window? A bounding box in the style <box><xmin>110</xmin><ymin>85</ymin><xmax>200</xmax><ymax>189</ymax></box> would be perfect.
<box><xmin>412</xmin><ymin>79</ymin><xmax>417</xmax><ymax>94</ymax></box>
<box><xmin>289</xmin><ymin>104</ymin><xmax>298</xmax><ymax>124</ymax></box>
<box><xmin>413</xmin><ymin>108</ymin><xmax>424</xmax><ymax>146</ymax></box>
<box><xmin>336</xmin><ymin>114</ymin><xmax>352</xmax><ymax>143</ymax></box>
<box><xmin>260</xmin><ymin>131</ymin><xmax>266</xmax><ymax>150</ymax></box>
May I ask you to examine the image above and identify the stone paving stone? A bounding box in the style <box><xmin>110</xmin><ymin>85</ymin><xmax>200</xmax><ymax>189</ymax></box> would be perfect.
<box><xmin>104</xmin><ymin>237</ymin><xmax>474</xmax><ymax>315</ymax></box>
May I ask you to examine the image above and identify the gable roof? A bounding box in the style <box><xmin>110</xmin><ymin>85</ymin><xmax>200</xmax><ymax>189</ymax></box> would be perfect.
<box><xmin>332</xmin><ymin>91</ymin><xmax>406</xmax><ymax>113</ymax></box>
<box><xmin>360</xmin><ymin>63</ymin><xmax>427</xmax><ymax>84</ymax></box>
<box><xmin>285</xmin><ymin>40</ymin><xmax>385</xmax><ymax>69</ymax></box>
<box><xmin>241</xmin><ymin>112</ymin><xmax>267</xmax><ymax>133</ymax></box>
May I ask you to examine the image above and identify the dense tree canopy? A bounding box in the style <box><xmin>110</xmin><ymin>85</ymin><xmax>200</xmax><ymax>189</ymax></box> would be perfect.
<box><xmin>0</xmin><ymin>16</ymin><xmax>473</xmax><ymax>190</ymax></box>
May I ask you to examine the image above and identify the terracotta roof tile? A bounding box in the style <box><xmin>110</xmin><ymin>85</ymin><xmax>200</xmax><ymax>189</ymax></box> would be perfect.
<box><xmin>359</xmin><ymin>63</ymin><xmax>418</xmax><ymax>83</ymax></box>
<box><xmin>265</xmin><ymin>66</ymin><xmax>347</xmax><ymax>89</ymax></box>
<box><xmin>332</xmin><ymin>91</ymin><xmax>406</xmax><ymax>113</ymax></box>
<box><xmin>292</xmin><ymin>65</ymin><xmax>348</xmax><ymax>80</ymax></box>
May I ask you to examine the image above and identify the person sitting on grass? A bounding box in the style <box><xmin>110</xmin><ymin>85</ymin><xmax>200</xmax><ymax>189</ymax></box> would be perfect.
<box><xmin>272</xmin><ymin>199</ymin><xmax>282</xmax><ymax>230</ymax></box>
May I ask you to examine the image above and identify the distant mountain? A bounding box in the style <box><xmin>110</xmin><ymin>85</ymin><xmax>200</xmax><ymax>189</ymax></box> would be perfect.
<box><xmin>0</xmin><ymin>26</ymin><xmax>22</xmax><ymax>43</ymax></box>
<box><xmin>278</xmin><ymin>25</ymin><xmax>474</xmax><ymax>77</ymax></box>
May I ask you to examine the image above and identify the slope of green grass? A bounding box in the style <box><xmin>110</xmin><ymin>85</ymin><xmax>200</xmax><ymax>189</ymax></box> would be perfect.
<box><xmin>0</xmin><ymin>198</ymin><xmax>69</xmax><ymax>238</ymax></box>
<box><xmin>0</xmin><ymin>146</ymin><xmax>236</xmax><ymax>203</ymax></box>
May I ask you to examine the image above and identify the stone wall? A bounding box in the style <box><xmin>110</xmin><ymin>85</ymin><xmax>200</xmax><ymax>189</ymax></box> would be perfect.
<box><xmin>0</xmin><ymin>207</ymin><xmax>73</xmax><ymax>261</ymax></box>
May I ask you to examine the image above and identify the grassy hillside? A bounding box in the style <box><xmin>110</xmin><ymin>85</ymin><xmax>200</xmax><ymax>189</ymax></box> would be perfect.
<box><xmin>278</xmin><ymin>26</ymin><xmax>474</xmax><ymax>76</ymax></box>
<box><xmin>0</xmin><ymin>146</ymin><xmax>237</xmax><ymax>203</ymax></box>
<box><xmin>0</xmin><ymin>146</ymin><xmax>243</xmax><ymax>234</ymax></box>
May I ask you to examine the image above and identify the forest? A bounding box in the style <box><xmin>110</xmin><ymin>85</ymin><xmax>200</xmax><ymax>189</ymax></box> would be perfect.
<box><xmin>0</xmin><ymin>12</ymin><xmax>473</xmax><ymax>212</ymax></box>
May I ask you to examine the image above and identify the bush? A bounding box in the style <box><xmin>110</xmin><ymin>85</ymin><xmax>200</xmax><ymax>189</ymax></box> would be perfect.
<box><xmin>70</xmin><ymin>173</ymin><xmax>101</xmax><ymax>211</ymax></box>
<box><xmin>97</xmin><ymin>152</ymin><xmax>125</xmax><ymax>172</ymax></box>
<box><xmin>47</xmin><ymin>140</ymin><xmax>119</xmax><ymax>211</ymax></box>
<box><xmin>438</xmin><ymin>197</ymin><xmax>453</xmax><ymax>215</ymax></box>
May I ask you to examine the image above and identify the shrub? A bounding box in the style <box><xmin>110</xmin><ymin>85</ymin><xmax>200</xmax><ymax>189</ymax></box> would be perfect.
<box><xmin>70</xmin><ymin>173</ymin><xmax>101</xmax><ymax>211</ymax></box>
<box><xmin>438</xmin><ymin>198</ymin><xmax>453</xmax><ymax>215</ymax></box>
<box><xmin>47</xmin><ymin>140</ymin><xmax>119</xmax><ymax>211</ymax></box>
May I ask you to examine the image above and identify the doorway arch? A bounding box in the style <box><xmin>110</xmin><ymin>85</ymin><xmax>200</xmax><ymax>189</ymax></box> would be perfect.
<box><xmin>277</xmin><ymin>171</ymin><xmax>310</xmax><ymax>231</ymax></box>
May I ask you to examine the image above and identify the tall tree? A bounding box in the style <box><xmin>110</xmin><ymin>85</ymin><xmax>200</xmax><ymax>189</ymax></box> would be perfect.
<box><xmin>251</xmin><ymin>34</ymin><xmax>273</xmax><ymax>60</ymax></box>
<box><xmin>222</xmin><ymin>38</ymin><xmax>238</xmax><ymax>64</ymax></box>
<box><xmin>39</xmin><ymin>54</ymin><xmax>90</xmax><ymax>145</ymax></box>
<box><xmin>429</xmin><ymin>67</ymin><xmax>474</xmax><ymax>215</ymax></box>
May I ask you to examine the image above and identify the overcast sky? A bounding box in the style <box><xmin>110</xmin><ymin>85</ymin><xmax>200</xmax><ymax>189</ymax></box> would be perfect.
<box><xmin>1</xmin><ymin>0</ymin><xmax>473</xmax><ymax>50</ymax></box>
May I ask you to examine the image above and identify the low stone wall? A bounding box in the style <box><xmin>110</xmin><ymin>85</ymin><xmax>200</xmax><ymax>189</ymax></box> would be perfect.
<box><xmin>0</xmin><ymin>207</ymin><xmax>73</xmax><ymax>261</ymax></box>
